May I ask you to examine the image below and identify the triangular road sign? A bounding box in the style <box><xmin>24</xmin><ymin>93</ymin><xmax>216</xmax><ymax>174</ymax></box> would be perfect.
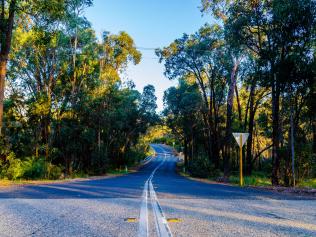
<box><xmin>233</xmin><ymin>133</ymin><xmax>249</xmax><ymax>147</ymax></box>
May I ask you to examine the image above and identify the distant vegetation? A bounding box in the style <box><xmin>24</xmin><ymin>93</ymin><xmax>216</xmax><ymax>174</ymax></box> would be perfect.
<box><xmin>158</xmin><ymin>0</ymin><xmax>316</xmax><ymax>187</ymax></box>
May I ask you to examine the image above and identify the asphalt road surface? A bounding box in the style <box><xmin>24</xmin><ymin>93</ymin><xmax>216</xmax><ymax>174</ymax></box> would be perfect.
<box><xmin>0</xmin><ymin>144</ymin><xmax>315</xmax><ymax>237</ymax></box>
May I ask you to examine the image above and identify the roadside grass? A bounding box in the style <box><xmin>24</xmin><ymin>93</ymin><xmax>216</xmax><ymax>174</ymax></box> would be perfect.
<box><xmin>177</xmin><ymin>161</ymin><xmax>316</xmax><ymax>190</ymax></box>
<box><xmin>177</xmin><ymin>161</ymin><xmax>271</xmax><ymax>187</ymax></box>
<box><xmin>298</xmin><ymin>179</ymin><xmax>316</xmax><ymax>189</ymax></box>
<box><xmin>228</xmin><ymin>174</ymin><xmax>271</xmax><ymax>186</ymax></box>
<box><xmin>107</xmin><ymin>168</ymin><xmax>130</xmax><ymax>175</ymax></box>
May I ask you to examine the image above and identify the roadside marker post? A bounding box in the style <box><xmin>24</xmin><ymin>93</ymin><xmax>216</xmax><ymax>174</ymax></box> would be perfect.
<box><xmin>233</xmin><ymin>133</ymin><xmax>249</xmax><ymax>187</ymax></box>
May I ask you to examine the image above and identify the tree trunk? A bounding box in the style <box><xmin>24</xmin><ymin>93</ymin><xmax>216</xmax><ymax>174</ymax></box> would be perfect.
<box><xmin>0</xmin><ymin>58</ymin><xmax>7</xmax><ymax>136</ymax></box>
<box><xmin>201</xmin><ymin>110</ymin><xmax>213</xmax><ymax>164</ymax></box>
<box><xmin>313</xmin><ymin>118</ymin><xmax>316</xmax><ymax>155</ymax></box>
<box><xmin>212</xmin><ymin>135</ymin><xmax>220</xmax><ymax>168</ymax></box>
<box><xmin>195</xmin><ymin>71</ymin><xmax>213</xmax><ymax>164</ymax></box>
<box><xmin>0</xmin><ymin>0</ymin><xmax>16</xmax><ymax>136</ymax></box>
<box><xmin>246</xmin><ymin>81</ymin><xmax>256</xmax><ymax>175</ymax></box>
<box><xmin>98</xmin><ymin>120</ymin><xmax>101</xmax><ymax>152</ymax></box>
<box><xmin>184</xmin><ymin>138</ymin><xmax>188</xmax><ymax>168</ymax></box>
<box><xmin>212</xmin><ymin>91</ymin><xmax>220</xmax><ymax>168</ymax></box>
<box><xmin>271</xmin><ymin>74</ymin><xmax>281</xmax><ymax>185</ymax></box>
<box><xmin>191</xmin><ymin>135</ymin><xmax>194</xmax><ymax>161</ymax></box>
<box><xmin>290</xmin><ymin>99</ymin><xmax>295</xmax><ymax>187</ymax></box>
<box><xmin>224</xmin><ymin>59</ymin><xmax>239</xmax><ymax>176</ymax></box>
<box><xmin>235</xmin><ymin>84</ymin><xmax>242</xmax><ymax>124</ymax></box>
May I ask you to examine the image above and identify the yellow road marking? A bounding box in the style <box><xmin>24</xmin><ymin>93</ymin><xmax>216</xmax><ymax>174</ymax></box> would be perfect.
<box><xmin>125</xmin><ymin>218</ymin><xmax>138</xmax><ymax>223</ymax></box>
<box><xmin>167</xmin><ymin>218</ymin><xmax>182</xmax><ymax>223</ymax></box>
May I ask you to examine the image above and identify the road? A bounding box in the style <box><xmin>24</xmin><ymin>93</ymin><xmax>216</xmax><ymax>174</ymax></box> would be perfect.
<box><xmin>0</xmin><ymin>144</ymin><xmax>315</xmax><ymax>237</ymax></box>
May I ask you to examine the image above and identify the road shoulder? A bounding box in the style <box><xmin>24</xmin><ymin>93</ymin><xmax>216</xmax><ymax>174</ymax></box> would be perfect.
<box><xmin>0</xmin><ymin>169</ymin><xmax>138</xmax><ymax>190</ymax></box>
<box><xmin>176</xmin><ymin>163</ymin><xmax>316</xmax><ymax>198</ymax></box>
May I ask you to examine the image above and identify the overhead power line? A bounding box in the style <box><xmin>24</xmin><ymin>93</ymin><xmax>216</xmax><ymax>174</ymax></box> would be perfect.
<box><xmin>135</xmin><ymin>46</ymin><xmax>158</xmax><ymax>51</ymax></box>
<box><xmin>135</xmin><ymin>46</ymin><xmax>219</xmax><ymax>53</ymax></box>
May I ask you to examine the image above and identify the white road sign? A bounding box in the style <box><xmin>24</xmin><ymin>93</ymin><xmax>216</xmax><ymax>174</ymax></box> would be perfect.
<box><xmin>233</xmin><ymin>133</ymin><xmax>249</xmax><ymax>147</ymax></box>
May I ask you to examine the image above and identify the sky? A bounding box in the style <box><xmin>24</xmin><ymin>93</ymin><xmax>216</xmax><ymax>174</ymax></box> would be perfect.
<box><xmin>85</xmin><ymin>0</ymin><xmax>210</xmax><ymax>111</ymax></box>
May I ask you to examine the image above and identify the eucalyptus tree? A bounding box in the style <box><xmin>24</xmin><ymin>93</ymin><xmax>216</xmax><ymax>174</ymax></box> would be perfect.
<box><xmin>140</xmin><ymin>84</ymin><xmax>159</xmax><ymax>126</ymax></box>
<box><xmin>224</xmin><ymin>0</ymin><xmax>316</xmax><ymax>184</ymax></box>
<box><xmin>99</xmin><ymin>31</ymin><xmax>141</xmax><ymax>84</ymax></box>
<box><xmin>0</xmin><ymin>0</ymin><xmax>16</xmax><ymax>135</ymax></box>
<box><xmin>163</xmin><ymin>79</ymin><xmax>203</xmax><ymax>167</ymax></box>
<box><xmin>0</xmin><ymin>0</ymin><xmax>70</xmax><ymax>136</ymax></box>
<box><xmin>6</xmin><ymin>0</ymin><xmax>97</xmax><ymax>161</ymax></box>
<box><xmin>157</xmin><ymin>24</ymin><xmax>230</xmax><ymax>168</ymax></box>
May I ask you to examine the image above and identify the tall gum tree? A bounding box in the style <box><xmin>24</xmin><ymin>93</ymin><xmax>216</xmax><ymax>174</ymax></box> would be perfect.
<box><xmin>224</xmin><ymin>0</ymin><xmax>316</xmax><ymax>184</ymax></box>
<box><xmin>0</xmin><ymin>0</ymin><xmax>16</xmax><ymax>136</ymax></box>
<box><xmin>0</xmin><ymin>0</ymin><xmax>67</xmax><ymax>136</ymax></box>
<box><xmin>157</xmin><ymin>24</ymin><xmax>231</xmax><ymax>168</ymax></box>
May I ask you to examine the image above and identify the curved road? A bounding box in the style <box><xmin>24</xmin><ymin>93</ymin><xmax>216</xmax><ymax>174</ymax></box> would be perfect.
<box><xmin>0</xmin><ymin>144</ymin><xmax>315</xmax><ymax>236</ymax></box>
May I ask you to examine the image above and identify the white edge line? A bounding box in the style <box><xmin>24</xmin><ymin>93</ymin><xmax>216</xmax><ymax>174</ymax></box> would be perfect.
<box><xmin>138</xmin><ymin>146</ymin><xmax>173</xmax><ymax>237</ymax></box>
<box><xmin>149</xmin><ymin>156</ymin><xmax>173</xmax><ymax>237</ymax></box>
<box><xmin>138</xmin><ymin>180</ymin><xmax>149</xmax><ymax>237</ymax></box>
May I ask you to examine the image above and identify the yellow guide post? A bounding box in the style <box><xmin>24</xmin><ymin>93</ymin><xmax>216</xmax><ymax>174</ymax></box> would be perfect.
<box><xmin>239</xmin><ymin>135</ymin><xmax>243</xmax><ymax>187</ymax></box>
<box><xmin>233</xmin><ymin>133</ymin><xmax>248</xmax><ymax>187</ymax></box>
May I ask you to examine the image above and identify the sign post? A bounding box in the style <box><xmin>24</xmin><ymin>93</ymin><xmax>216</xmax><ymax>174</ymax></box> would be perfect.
<box><xmin>233</xmin><ymin>133</ymin><xmax>249</xmax><ymax>187</ymax></box>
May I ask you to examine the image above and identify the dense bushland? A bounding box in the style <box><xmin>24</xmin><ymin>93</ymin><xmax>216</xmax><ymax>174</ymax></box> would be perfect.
<box><xmin>159</xmin><ymin>0</ymin><xmax>316</xmax><ymax>186</ymax></box>
<box><xmin>0</xmin><ymin>0</ymin><xmax>158</xmax><ymax>179</ymax></box>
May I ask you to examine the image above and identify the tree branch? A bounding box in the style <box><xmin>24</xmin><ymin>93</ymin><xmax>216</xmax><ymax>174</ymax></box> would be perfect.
<box><xmin>252</xmin><ymin>144</ymin><xmax>272</xmax><ymax>162</ymax></box>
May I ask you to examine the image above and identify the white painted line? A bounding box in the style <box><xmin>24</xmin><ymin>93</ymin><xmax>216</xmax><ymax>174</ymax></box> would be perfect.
<box><xmin>149</xmin><ymin>153</ymin><xmax>173</xmax><ymax>237</ymax></box>
<box><xmin>138</xmin><ymin>156</ymin><xmax>162</xmax><ymax>237</ymax></box>
<box><xmin>138</xmin><ymin>180</ymin><xmax>149</xmax><ymax>237</ymax></box>
<box><xmin>138</xmin><ymin>146</ymin><xmax>173</xmax><ymax>237</ymax></box>
<box><xmin>150</xmin><ymin>180</ymin><xmax>173</xmax><ymax>237</ymax></box>
<box><xmin>142</xmin><ymin>156</ymin><xmax>153</xmax><ymax>165</ymax></box>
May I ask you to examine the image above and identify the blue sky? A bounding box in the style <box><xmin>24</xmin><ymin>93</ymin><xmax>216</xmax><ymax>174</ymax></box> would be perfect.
<box><xmin>85</xmin><ymin>0</ymin><xmax>210</xmax><ymax>111</ymax></box>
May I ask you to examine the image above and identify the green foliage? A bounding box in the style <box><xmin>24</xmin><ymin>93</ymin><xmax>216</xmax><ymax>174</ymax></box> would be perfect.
<box><xmin>1</xmin><ymin>153</ymin><xmax>62</xmax><ymax>180</ymax></box>
<box><xmin>0</xmin><ymin>0</ymin><xmax>158</xmax><ymax>180</ymax></box>
<box><xmin>4</xmin><ymin>153</ymin><xmax>24</xmax><ymax>180</ymax></box>
<box><xmin>1</xmin><ymin>0</ymin><xmax>315</xmax><ymax>188</ymax></box>
<box><xmin>229</xmin><ymin>174</ymin><xmax>271</xmax><ymax>187</ymax></box>
<box><xmin>156</xmin><ymin>0</ymin><xmax>316</xmax><ymax>186</ymax></box>
<box><xmin>46</xmin><ymin>163</ymin><xmax>63</xmax><ymax>180</ymax></box>
<box><xmin>22</xmin><ymin>157</ymin><xmax>47</xmax><ymax>179</ymax></box>
<box><xmin>163</xmin><ymin>79</ymin><xmax>204</xmax><ymax>159</ymax></box>
<box><xmin>125</xmin><ymin>147</ymin><xmax>146</xmax><ymax>166</ymax></box>
<box><xmin>100</xmin><ymin>31</ymin><xmax>142</xmax><ymax>83</ymax></box>
<box><xmin>298</xmin><ymin>179</ymin><xmax>316</xmax><ymax>189</ymax></box>
<box><xmin>188</xmin><ymin>156</ymin><xmax>219</xmax><ymax>178</ymax></box>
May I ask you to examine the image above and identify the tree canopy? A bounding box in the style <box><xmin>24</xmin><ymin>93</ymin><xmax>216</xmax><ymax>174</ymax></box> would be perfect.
<box><xmin>0</xmin><ymin>0</ymin><xmax>158</xmax><ymax>179</ymax></box>
<box><xmin>158</xmin><ymin>0</ymin><xmax>316</xmax><ymax>185</ymax></box>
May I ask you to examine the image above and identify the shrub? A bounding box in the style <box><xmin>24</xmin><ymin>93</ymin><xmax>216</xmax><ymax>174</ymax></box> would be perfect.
<box><xmin>228</xmin><ymin>174</ymin><xmax>271</xmax><ymax>186</ymax></box>
<box><xmin>1</xmin><ymin>154</ymin><xmax>63</xmax><ymax>180</ymax></box>
<box><xmin>46</xmin><ymin>163</ymin><xmax>63</xmax><ymax>180</ymax></box>
<box><xmin>22</xmin><ymin>157</ymin><xmax>46</xmax><ymax>179</ymax></box>
<box><xmin>125</xmin><ymin>147</ymin><xmax>146</xmax><ymax>165</ymax></box>
<box><xmin>188</xmin><ymin>156</ymin><xmax>216</xmax><ymax>178</ymax></box>
<box><xmin>5</xmin><ymin>153</ymin><xmax>24</xmax><ymax>180</ymax></box>
<box><xmin>298</xmin><ymin>179</ymin><xmax>316</xmax><ymax>189</ymax></box>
